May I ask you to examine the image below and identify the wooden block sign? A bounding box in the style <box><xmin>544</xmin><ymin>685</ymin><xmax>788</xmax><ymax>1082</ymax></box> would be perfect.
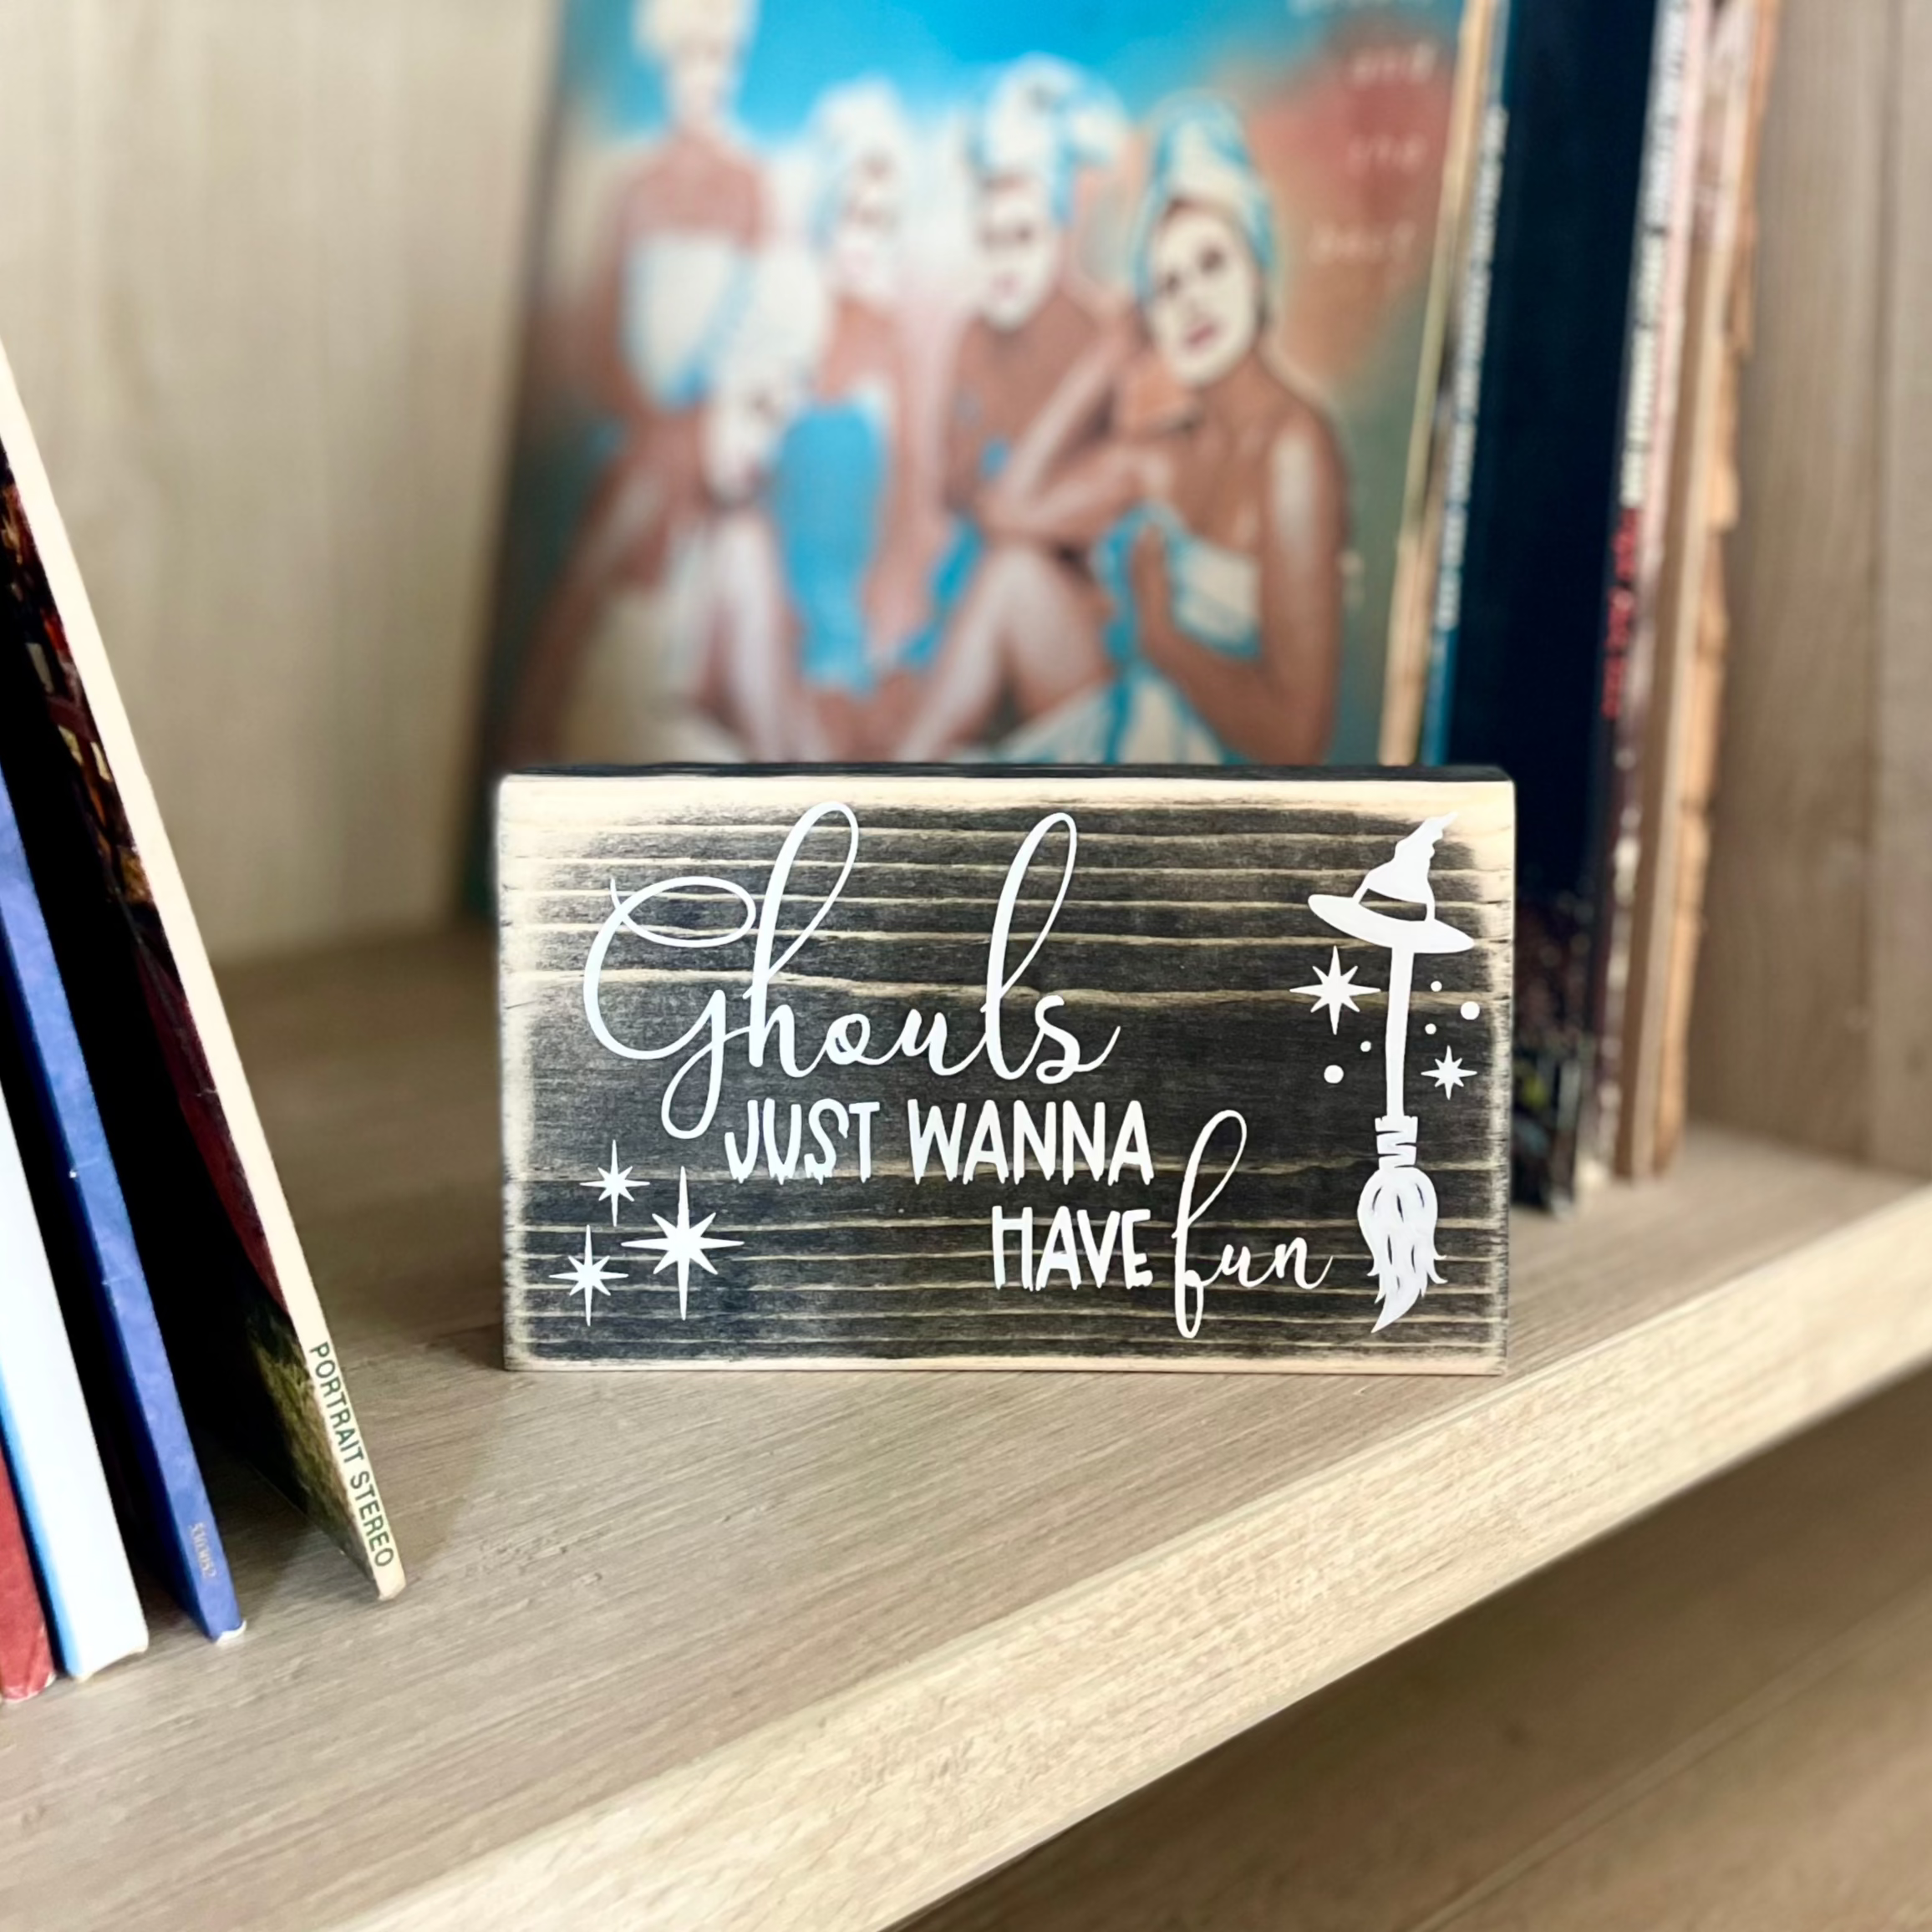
<box><xmin>500</xmin><ymin>770</ymin><xmax>1513</xmax><ymax>1370</ymax></box>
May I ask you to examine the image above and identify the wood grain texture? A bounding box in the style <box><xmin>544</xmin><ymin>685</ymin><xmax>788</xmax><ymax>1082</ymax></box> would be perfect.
<box><xmin>1872</xmin><ymin>0</ymin><xmax>1932</xmax><ymax>1175</ymax></box>
<box><xmin>1689</xmin><ymin>0</ymin><xmax>1889</xmax><ymax>1161</ymax></box>
<box><xmin>499</xmin><ymin>770</ymin><xmax>1514</xmax><ymax>1370</ymax></box>
<box><xmin>0</xmin><ymin>0</ymin><xmax>552</xmax><ymax>959</ymax></box>
<box><xmin>907</xmin><ymin>1365</ymin><xmax>1932</xmax><ymax>1932</ymax></box>
<box><xmin>0</xmin><ymin>935</ymin><xmax>1922</xmax><ymax>1930</ymax></box>
<box><xmin>1689</xmin><ymin>0</ymin><xmax>1932</xmax><ymax>1179</ymax></box>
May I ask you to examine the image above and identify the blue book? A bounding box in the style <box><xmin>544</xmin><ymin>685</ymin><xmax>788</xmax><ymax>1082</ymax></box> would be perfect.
<box><xmin>0</xmin><ymin>756</ymin><xmax>242</xmax><ymax>1642</ymax></box>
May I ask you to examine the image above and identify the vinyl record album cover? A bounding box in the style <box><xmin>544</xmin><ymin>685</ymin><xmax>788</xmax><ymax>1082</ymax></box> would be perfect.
<box><xmin>0</xmin><ymin>345</ymin><xmax>402</xmax><ymax>1598</ymax></box>
<box><xmin>479</xmin><ymin>0</ymin><xmax>1482</xmax><ymax>796</ymax></box>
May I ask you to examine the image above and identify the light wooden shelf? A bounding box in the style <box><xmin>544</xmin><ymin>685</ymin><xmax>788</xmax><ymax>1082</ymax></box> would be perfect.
<box><xmin>908</xmin><ymin>1347</ymin><xmax>1932</xmax><ymax>1930</ymax></box>
<box><xmin>7</xmin><ymin>931</ymin><xmax>1932</xmax><ymax>1931</ymax></box>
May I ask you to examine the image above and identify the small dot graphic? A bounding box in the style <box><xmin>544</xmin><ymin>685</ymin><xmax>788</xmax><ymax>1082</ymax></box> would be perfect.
<box><xmin>1360</xmin><ymin>1039</ymin><xmax>1373</xmax><ymax>1052</ymax></box>
<box><xmin>1324</xmin><ymin>1065</ymin><xmax>1344</xmax><ymax>1085</ymax></box>
<box><xmin>1430</xmin><ymin>981</ymin><xmax>1442</xmax><ymax>992</ymax></box>
<box><xmin>1425</xmin><ymin>1023</ymin><xmax>1436</xmax><ymax>1035</ymax></box>
<box><xmin>1461</xmin><ymin>1001</ymin><xmax>1481</xmax><ymax>1020</ymax></box>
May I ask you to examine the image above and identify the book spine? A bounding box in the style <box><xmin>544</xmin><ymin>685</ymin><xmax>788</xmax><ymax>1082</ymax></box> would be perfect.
<box><xmin>1577</xmin><ymin>0</ymin><xmax>1712</xmax><ymax>1190</ymax></box>
<box><xmin>1379</xmin><ymin>0</ymin><xmax>1505</xmax><ymax>766</ymax></box>
<box><xmin>1649</xmin><ymin>0</ymin><xmax>1777</xmax><ymax>1169</ymax></box>
<box><xmin>0</xmin><ymin>1072</ymin><xmax>146</xmax><ymax>1680</ymax></box>
<box><xmin>0</xmin><ymin>760</ymin><xmax>242</xmax><ymax>1642</ymax></box>
<box><xmin>0</xmin><ymin>1436</ymin><xmax>53</xmax><ymax>1701</ymax></box>
<box><xmin>1419</xmin><ymin>0</ymin><xmax>1513</xmax><ymax>766</ymax></box>
<box><xmin>1614</xmin><ymin>0</ymin><xmax>1773</xmax><ymax>1176</ymax></box>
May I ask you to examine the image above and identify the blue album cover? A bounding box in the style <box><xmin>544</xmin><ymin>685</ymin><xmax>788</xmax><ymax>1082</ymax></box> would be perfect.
<box><xmin>0</xmin><ymin>758</ymin><xmax>242</xmax><ymax>1642</ymax></box>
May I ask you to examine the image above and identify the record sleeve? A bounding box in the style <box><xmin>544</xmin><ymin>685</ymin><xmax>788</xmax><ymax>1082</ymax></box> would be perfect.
<box><xmin>1424</xmin><ymin>0</ymin><xmax>1706</xmax><ymax>1206</ymax></box>
<box><xmin>0</xmin><ymin>344</ymin><xmax>402</xmax><ymax>1597</ymax></box>
<box><xmin>0</xmin><ymin>752</ymin><xmax>241</xmax><ymax>1642</ymax></box>
<box><xmin>475</xmin><ymin>0</ymin><xmax>1483</xmax><ymax>827</ymax></box>
<box><xmin>0</xmin><ymin>1436</ymin><xmax>55</xmax><ymax>1701</ymax></box>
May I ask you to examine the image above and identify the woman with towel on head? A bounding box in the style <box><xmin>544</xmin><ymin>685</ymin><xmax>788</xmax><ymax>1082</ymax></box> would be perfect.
<box><xmin>516</xmin><ymin>247</ymin><xmax>831</xmax><ymax>765</ymax></box>
<box><xmin>897</xmin><ymin>95</ymin><xmax>1347</xmax><ymax>765</ymax></box>
<box><xmin>877</xmin><ymin>58</ymin><xmax>1126</xmax><ymax>744</ymax></box>
<box><xmin>677</xmin><ymin>249</ymin><xmax>836</xmax><ymax>760</ymax></box>
<box><xmin>502</xmin><ymin>0</ymin><xmax>766</xmax><ymax>765</ymax></box>
<box><xmin>758</xmin><ymin>78</ymin><xmax>923</xmax><ymax>756</ymax></box>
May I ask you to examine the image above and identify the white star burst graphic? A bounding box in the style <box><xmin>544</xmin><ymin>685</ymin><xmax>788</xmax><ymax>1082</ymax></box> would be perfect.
<box><xmin>1294</xmin><ymin>947</ymin><xmax>1374</xmax><ymax>1034</ymax></box>
<box><xmin>551</xmin><ymin>1227</ymin><xmax>626</xmax><ymax>1325</ymax></box>
<box><xmin>623</xmin><ymin>1169</ymin><xmax>742</xmax><ymax>1319</ymax></box>
<box><xmin>1425</xmin><ymin>1050</ymin><xmax>1472</xmax><ymax>1096</ymax></box>
<box><xmin>582</xmin><ymin>1139</ymin><xmax>643</xmax><ymax>1226</ymax></box>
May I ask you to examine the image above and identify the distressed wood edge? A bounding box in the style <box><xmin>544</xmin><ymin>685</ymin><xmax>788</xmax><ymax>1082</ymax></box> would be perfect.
<box><xmin>497</xmin><ymin>762</ymin><xmax>1518</xmax><ymax>786</ymax></box>
<box><xmin>495</xmin><ymin>766</ymin><xmax>1518</xmax><ymax>837</ymax></box>
<box><xmin>496</xmin><ymin>900</ymin><xmax>536</xmax><ymax>1367</ymax></box>
<box><xmin>496</xmin><ymin>769</ymin><xmax>1513</xmax><ymax>1370</ymax></box>
<box><xmin>348</xmin><ymin>1179</ymin><xmax>1932</xmax><ymax>1932</ymax></box>
<box><xmin>499</xmin><ymin>1350</ymin><xmax>1506</xmax><ymax>1375</ymax></box>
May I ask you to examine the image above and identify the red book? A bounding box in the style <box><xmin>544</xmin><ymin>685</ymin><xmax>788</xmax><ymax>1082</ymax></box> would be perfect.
<box><xmin>0</xmin><ymin>1441</ymin><xmax>53</xmax><ymax>1701</ymax></box>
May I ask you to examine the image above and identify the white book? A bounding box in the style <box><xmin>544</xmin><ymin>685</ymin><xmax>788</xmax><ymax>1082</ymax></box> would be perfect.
<box><xmin>0</xmin><ymin>1076</ymin><xmax>147</xmax><ymax>1677</ymax></box>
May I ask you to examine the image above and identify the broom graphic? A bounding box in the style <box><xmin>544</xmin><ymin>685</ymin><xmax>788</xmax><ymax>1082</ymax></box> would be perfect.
<box><xmin>1309</xmin><ymin>816</ymin><xmax>1473</xmax><ymax>1332</ymax></box>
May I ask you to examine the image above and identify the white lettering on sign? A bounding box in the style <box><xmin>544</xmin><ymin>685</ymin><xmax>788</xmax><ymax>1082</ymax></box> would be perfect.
<box><xmin>582</xmin><ymin>804</ymin><xmax>1120</xmax><ymax>1141</ymax></box>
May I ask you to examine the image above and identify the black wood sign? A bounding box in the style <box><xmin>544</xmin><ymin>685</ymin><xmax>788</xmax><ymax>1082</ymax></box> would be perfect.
<box><xmin>500</xmin><ymin>769</ymin><xmax>1513</xmax><ymax>1370</ymax></box>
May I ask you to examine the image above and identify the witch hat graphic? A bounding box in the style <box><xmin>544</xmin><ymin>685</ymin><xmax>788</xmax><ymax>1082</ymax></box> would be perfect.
<box><xmin>1309</xmin><ymin>816</ymin><xmax>1473</xmax><ymax>1331</ymax></box>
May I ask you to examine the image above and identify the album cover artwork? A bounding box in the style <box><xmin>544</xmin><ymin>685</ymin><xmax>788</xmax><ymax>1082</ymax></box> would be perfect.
<box><xmin>478</xmin><ymin>0</ymin><xmax>1480</xmax><ymax>797</ymax></box>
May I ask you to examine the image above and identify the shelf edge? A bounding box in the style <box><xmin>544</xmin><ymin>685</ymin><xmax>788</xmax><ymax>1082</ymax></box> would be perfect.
<box><xmin>341</xmin><ymin>1182</ymin><xmax>1932</xmax><ymax>1932</ymax></box>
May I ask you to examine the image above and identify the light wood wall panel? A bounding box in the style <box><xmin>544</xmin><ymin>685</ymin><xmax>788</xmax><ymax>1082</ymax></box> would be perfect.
<box><xmin>1693</xmin><ymin>0</ymin><xmax>1932</xmax><ymax>1172</ymax></box>
<box><xmin>1872</xmin><ymin>0</ymin><xmax>1932</xmax><ymax>1173</ymax></box>
<box><xmin>1689</xmin><ymin>0</ymin><xmax>1888</xmax><ymax>1159</ymax></box>
<box><xmin>0</xmin><ymin>0</ymin><xmax>552</xmax><ymax>958</ymax></box>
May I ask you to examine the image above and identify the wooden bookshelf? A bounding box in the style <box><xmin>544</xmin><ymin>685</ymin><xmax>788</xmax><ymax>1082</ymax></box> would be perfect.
<box><xmin>908</xmin><ymin>1354</ymin><xmax>1932</xmax><ymax>1930</ymax></box>
<box><xmin>4</xmin><ymin>930</ymin><xmax>1930</xmax><ymax>1931</ymax></box>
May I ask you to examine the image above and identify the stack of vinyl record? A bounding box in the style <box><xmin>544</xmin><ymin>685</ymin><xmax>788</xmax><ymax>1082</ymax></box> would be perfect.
<box><xmin>1395</xmin><ymin>0</ymin><xmax>1781</xmax><ymax>1206</ymax></box>
<box><xmin>0</xmin><ymin>348</ymin><xmax>400</xmax><ymax>1701</ymax></box>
